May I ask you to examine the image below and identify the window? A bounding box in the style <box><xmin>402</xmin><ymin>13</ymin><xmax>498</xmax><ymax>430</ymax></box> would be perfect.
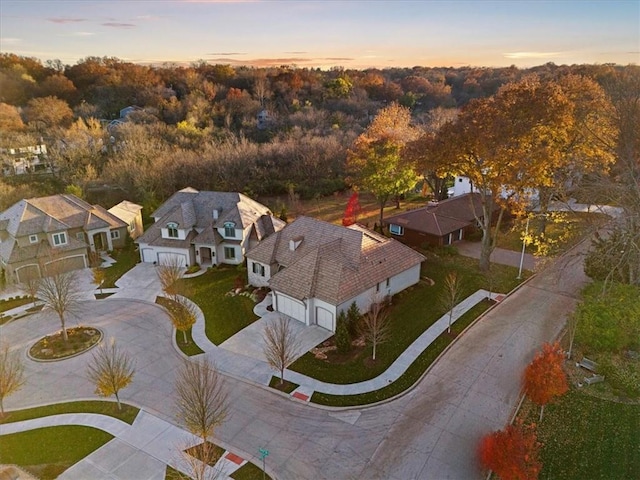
<box><xmin>224</xmin><ymin>247</ymin><xmax>235</xmax><ymax>260</ymax></box>
<box><xmin>252</xmin><ymin>262</ymin><xmax>265</xmax><ymax>276</ymax></box>
<box><xmin>29</xmin><ymin>234</ymin><xmax>38</xmax><ymax>244</ymax></box>
<box><xmin>52</xmin><ymin>232</ymin><xmax>67</xmax><ymax>246</ymax></box>
<box><xmin>385</xmin><ymin>277</ymin><xmax>390</xmax><ymax>288</ymax></box>
<box><xmin>224</xmin><ymin>222</ymin><xmax>236</xmax><ymax>238</ymax></box>
<box><xmin>110</xmin><ymin>230</ymin><xmax>120</xmax><ymax>239</ymax></box>
<box><xmin>128</xmin><ymin>221</ymin><xmax>135</xmax><ymax>233</ymax></box>
<box><xmin>167</xmin><ymin>222</ymin><xmax>178</xmax><ymax>238</ymax></box>
<box><xmin>76</xmin><ymin>232</ymin><xmax>84</xmax><ymax>241</ymax></box>
<box><xmin>389</xmin><ymin>224</ymin><xmax>404</xmax><ymax>236</ymax></box>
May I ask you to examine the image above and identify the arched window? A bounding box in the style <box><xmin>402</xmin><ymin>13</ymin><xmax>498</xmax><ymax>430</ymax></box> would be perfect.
<box><xmin>167</xmin><ymin>222</ymin><xmax>179</xmax><ymax>238</ymax></box>
<box><xmin>224</xmin><ymin>222</ymin><xmax>236</xmax><ymax>238</ymax></box>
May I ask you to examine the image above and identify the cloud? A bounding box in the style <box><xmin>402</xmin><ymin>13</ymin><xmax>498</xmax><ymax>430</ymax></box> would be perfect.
<box><xmin>322</xmin><ymin>57</ymin><xmax>354</xmax><ymax>62</ymax></box>
<box><xmin>48</xmin><ymin>17</ymin><xmax>86</xmax><ymax>24</ymax></box>
<box><xmin>70</xmin><ymin>32</ymin><xmax>95</xmax><ymax>36</ymax></box>
<box><xmin>1</xmin><ymin>37</ymin><xmax>21</xmax><ymax>45</ymax></box>
<box><xmin>207</xmin><ymin>52</ymin><xmax>246</xmax><ymax>56</ymax></box>
<box><xmin>503</xmin><ymin>51</ymin><xmax>564</xmax><ymax>59</ymax></box>
<box><xmin>285</xmin><ymin>51</ymin><xmax>308</xmax><ymax>54</ymax></box>
<box><xmin>102</xmin><ymin>22</ymin><xmax>136</xmax><ymax>28</ymax></box>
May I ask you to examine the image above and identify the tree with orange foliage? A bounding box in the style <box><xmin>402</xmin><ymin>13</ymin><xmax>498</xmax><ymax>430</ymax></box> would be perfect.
<box><xmin>523</xmin><ymin>342</ymin><xmax>569</xmax><ymax>422</ymax></box>
<box><xmin>342</xmin><ymin>191</ymin><xmax>361</xmax><ymax>226</ymax></box>
<box><xmin>478</xmin><ymin>421</ymin><xmax>542</xmax><ymax>480</ymax></box>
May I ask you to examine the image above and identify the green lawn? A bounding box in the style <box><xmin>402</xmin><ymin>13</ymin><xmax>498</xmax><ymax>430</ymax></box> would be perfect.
<box><xmin>290</xmin><ymin>253</ymin><xmax>524</xmax><ymax>385</ymax></box>
<box><xmin>312</xmin><ymin>300</ymin><xmax>492</xmax><ymax>406</ymax></box>
<box><xmin>155</xmin><ymin>296</ymin><xmax>206</xmax><ymax>356</ymax></box>
<box><xmin>102</xmin><ymin>243</ymin><xmax>140</xmax><ymax>288</ymax></box>
<box><xmin>181</xmin><ymin>267</ymin><xmax>258</xmax><ymax>345</ymax></box>
<box><xmin>0</xmin><ymin>400</ymin><xmax>139</xmax><ymax>425</ymax></box>
<box><xmin>521</xmin><ymin>390</ymin><xmax>640</xmax><ymax>480</ymax></box>
<box><xmin>0</xmin><ymin>295</ymin><xmax>32</xmax><ymax>313</ymax></box>
<box><xmin>0</xmin><ymin>425</ymin><xmax>113</xmax><ymax>480</ymax></box>
<box><xmin>232</xmin><ymin>461</ymin><xmax>273</xmax><ymax>480</ymax></box>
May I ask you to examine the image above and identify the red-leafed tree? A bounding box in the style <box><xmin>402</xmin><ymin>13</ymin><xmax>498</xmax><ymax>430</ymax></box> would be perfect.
<box><xmin>342</xmin><ymin>191</ymin><xmax>362</xmax><ymax>226</ymax></box>
<box><xmin>523</xmin><ymin>342</ymin><xmax>569</xmax><ymax>422</ymax></box>
<box><xmin>478</xmin><ymin>421</ymin><xmax>542</xmax><ymax>480</ymax></box>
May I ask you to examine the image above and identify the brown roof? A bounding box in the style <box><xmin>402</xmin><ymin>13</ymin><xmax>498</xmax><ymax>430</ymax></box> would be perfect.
<box><xmin>247</xmin><ymin>216</ymin><xmax>425</xmax><ymax>305</ymax></box>
<box><xmin>383</xmin><ymin>193</ymin><xmax>491</xmax><ymax>237</ymax></box>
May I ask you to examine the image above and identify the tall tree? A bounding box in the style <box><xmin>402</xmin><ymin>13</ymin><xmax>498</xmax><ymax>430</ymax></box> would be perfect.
<box><xmin>0</xmin><ymin>345</ymin><xmax>26</xmax><ymax>417</ymax></box>
<box><xmin>359</xmin><ymin>296</ymin><xmax>391</xmax><ymax>361</ymax></box>
<box><xmin>263</xmin><ymin>315</ymin><xmax>302</xmax><ymax>386</ymax></box>
<box><xmin>478</xmin><ymin>421</ymin><xmax>542</xmax><ymax>480</ymax></box>
<box><xmin>440</xmin><ymin>272</ymin><xmax>464</xmax><ymax>334</ymax></box>
<box><xmin>167</xmin><ymin>296</ymin><xmax>198</xmax><ymax>345</ymax></box>
<box><xmin>86</xmin><ymin>338</ymin><xmax>136</xmax><ymax>411</ymax></box>
<box><xmin>523</xmin><ymin>342</ymin><xmax>568</xmax><ymax>422</ymax></box>
<box><xmin>347</xmin><ymin>103</ymin><xmax>419</xmax><ymax>227</ymax></box>
<box><xmin>38</xmin><ymin>266</ymin><xmax>81</xmax><ymax>342</ymax></box>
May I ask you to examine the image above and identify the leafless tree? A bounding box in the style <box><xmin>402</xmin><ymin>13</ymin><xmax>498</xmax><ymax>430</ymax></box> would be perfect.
<box><xmin>263</xmin><ymin>315</ymin><xmax>302</xmax><ymax>386</ymax></box>
<box><xmin>440</xmin><ymin>272</ymin><xmax>464</xmax><ymax>334</ymax></box>
<box><xmin>359</xmin><ymin>295</ymin><xmax>392</xmax><ymax>361</ymax></box>
<box><xmin>0</xmin><ymin>344</ymin><xmax>25</xmax><ymax>416</ymax></box>
<box><xmin>21</xmin><ymin>276</ymin><xmax>41</xmax><ymax>307</ymax></box>
<box><xmin>86</xmin><ymin>338</ymin><xmax>135</xmax><ymax>411</ymax></box>
<box><xmin>174</xmin><ymin>358</ymin><xmax>228</xmax><ymax>445</ymax></box>
<box><xmin>158</xmin><ymin>256</ymin><xmax>186</xmax><ymax>299</ymax></box>
<box><xmin>92</xmin><ymin>267</ymin><xmax>106</xmax><ymax>294</ymax></box>
<box><xmin>174</xmin><ymin>440</ymin><xmax>224</xmax><ymax>480</ymax></box>
<box><xmin>37</xmin><ymin>265</ymin><xmax>81</xmax><ymax>342</ymax></box>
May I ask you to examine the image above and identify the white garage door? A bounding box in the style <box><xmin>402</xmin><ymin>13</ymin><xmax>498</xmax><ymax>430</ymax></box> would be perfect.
<box><xmin>141</xmin><ymin>248</ymin><xmax>157</xmax><ymax>264</ymax></box>
<box><xmin>157</xmin><ymin>252</ymin><xmax>187</xmax><ymax>268</ymax></box>
<box><xmin>277</xmin><ymin>295</ymin><xmax>306</xmax><ymax>323</ymax></box>
<box><xmin>316</xmin><ymin>307</ymin><xmax>334</xmax><ymax>332</ymax></box>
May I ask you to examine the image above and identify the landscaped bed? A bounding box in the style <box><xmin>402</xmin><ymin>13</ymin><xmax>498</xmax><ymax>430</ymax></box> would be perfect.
<box><xmin>29</xmin><ymin>327</ymin><xmax>103</xmax><ymax>361</ymax></box>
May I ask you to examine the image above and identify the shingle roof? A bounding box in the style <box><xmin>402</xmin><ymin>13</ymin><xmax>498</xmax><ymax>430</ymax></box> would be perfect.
<box><xmin>247</xmin><ymin>216</ymin><xmax>425</xmax><ymax>305</ymax></box>
<box><xmin>383</xmin><ymin>193</ymin><xmax>489</xmax><ymax>236</ymax></box>
<box><xmin>108</xmin><ymin>200</ymin><xmax>142</xmax><ymax>224</ymax></box>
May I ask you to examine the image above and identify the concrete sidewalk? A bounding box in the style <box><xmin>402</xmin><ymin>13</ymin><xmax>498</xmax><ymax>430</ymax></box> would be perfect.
<box><xmin>455</xmin><ymin>241</ymin><xmax>538</xmax><ymax>271</ymax></box>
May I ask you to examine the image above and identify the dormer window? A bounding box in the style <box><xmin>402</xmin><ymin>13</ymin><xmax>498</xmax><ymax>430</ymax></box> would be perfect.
<box><xmin>167</xmin><ymin>222</ymin><xmax>179</xmax><ymax>238</ymax></box>
<box><xmin>224</xmin><ymin>222</ymin><xmax>235</xmax><ymax>238</ymax></box>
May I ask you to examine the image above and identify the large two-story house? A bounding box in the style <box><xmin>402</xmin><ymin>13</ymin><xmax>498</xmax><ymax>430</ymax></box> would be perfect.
<box><xmin>136</xmin><ymin>188</ymin><xmax>285</xmax><ymax>268</ymax></box>
<box><xmin>0</xmin><ymin>194</ymin><xmax>127</xmax><ymax>283</ymax></box>
<box><xmin>246</xmin><ymin>216</ymin><xmax>425</xmax><ymax>332</ymax></box>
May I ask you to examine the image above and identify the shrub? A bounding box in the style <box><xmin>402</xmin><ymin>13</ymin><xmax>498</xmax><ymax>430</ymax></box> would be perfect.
<box><xmin>335</xmin><ymin>311</ymin><xmax>351</xmax><ymax>353</ymax></box>
<box><xmin>346</xmin><ymin>302</ymin><xmax>361</xmax><ymax>338</ymax></box>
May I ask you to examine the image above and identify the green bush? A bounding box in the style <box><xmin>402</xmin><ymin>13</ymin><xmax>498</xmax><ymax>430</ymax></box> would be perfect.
<box><xmin>335</xmin><ymin>311</ymin><xmax>351</xmax><ymax>353</ymax></box>
<box><xmin>600</xmin><ymin>357</ymin><xmax>640</xmax><ymax>398</ymax></box>
<box><xmin>346</xmin><ymin>302</ymin><xmax>361</xmax><ymax>338</ymax></box>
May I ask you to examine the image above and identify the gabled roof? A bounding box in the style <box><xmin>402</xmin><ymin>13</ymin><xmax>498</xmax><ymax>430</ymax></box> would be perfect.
<box><xmin>108</xmin><ymin>200</ymin><xmax>142</xmax><ymax>224</ymax></box>
<box><xmin>138</xmin><ymin>188</ymin><xmax>282</xmax><ymax>247</ymax></box>
<box><xmin>247</xmin><ymin>216</ymin><xmax>425</xmax><ymax>305</ymax></box>
<box><xmin>383</xmin><ymin>193</ymin><xmax>490</xmax><ymax>237</ymax></box>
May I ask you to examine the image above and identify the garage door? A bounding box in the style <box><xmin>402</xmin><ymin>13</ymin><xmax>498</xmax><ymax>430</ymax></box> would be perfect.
<box><xmin>141</xmin><ymin>248</ymin><xmax>157</xmax><ymax>264</ymax></box>
<box><xmin>277</xmin><ymin>295</ymin><xmax>306</xmax><ymax>323</ymax></box>
<box><xmin>157</xmin><ymin>252</ymin><xmax>187</xmax><ymax>268</ymax></box>
<box><xmin>44</xmin><ymin>255</ymin><xmax>86</xmax><ymax>275</ymax></box>
<box><xmin>16</xmin><ymin>264</ymin><xmax>41</xmax><ymax>283</ymax></box>
<box><xmin>316</xmin><ymin>307</ymin><xmax>334</xmax><ymax>332</ymax></box>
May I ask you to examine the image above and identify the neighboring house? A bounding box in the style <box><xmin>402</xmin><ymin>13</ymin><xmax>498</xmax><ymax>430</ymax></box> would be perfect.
<box><xmin>0</xmin><ymin>194</ymin><xmax>127</xmax><ymax>284</ymax></box>
<box><xmin>246</xmin><ymin>216</ymin><xmax>425</xmax><ymax>332</ymax></box>
<box><xmin>1</xmin><ymin>144</ymin><xmax>50</xmax><ymax>176</ymax></box>
<box><xmin>108</xmin><ymin>201</ymin><xmax>144</xmax><ymax>240</ymax></box>
<box><xmin>383</xmin><ymin>193</ymin><xmax>498</xmax><ymax>247</ymax></box>
<box><xmin>136</xmin><ymin>187</ymin><xmax>285</xmax><ymax>268</ymax></box>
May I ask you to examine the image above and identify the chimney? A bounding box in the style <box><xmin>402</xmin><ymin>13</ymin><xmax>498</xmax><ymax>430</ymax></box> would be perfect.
<box><xmin>289</xmin><ymin>235</ymin><xmax>304</xmax><ymax>251</ymax></box>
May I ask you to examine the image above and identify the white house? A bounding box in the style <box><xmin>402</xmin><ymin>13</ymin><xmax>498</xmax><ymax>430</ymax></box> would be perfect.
<box><xmin>136</xmin><ymin>188</ymin><xmax>284</xmax><ymax>268</ymax></box>
<box><xmin>246</xmin><ymin>216</ymin><xmax>425</xmax><ymax>332</ymax></box>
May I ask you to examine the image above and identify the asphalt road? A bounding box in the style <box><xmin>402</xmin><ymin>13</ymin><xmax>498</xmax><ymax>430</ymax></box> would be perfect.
<box><xmin>2</xmin><ymin>244</ymin><xmax>589</xmax><ymax>479</ymax></box>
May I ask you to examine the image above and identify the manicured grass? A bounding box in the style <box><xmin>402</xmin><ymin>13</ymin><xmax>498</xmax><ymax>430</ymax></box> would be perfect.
<box><xmin>520</xmin><ymin>390</ymin><xmax>640</xmax><ymax>479</ymax></box>
<box><xmin>0</xmin><ymin>295</ymin><xmax>32</xmax><ymax>313</ymax></box>
<box><xmin>0</xmin><ymin>425</ymin><xmax>113</xmax><ymax>480</ymax></box>
<box><xmin>102</xmin><ymin>243</ymin><xmax>140</xmax><ymax>288</ymax></box>
<box><xmin>290</xmin><ymin>252</ymin><xmax>523</xmax><ymax>385</ymax></box>
<box><xmin>311</xmin><ymin>300</ymin><xmax>492</xmax><ymax>406</ymax></box>
<box><xmin>0</xmin><ymin>400</ymin><xmax>139</xmax><ymax>425</ymax></box>
<box><xmin>232</xmin><ymin>461</ymin><xmax>273</xmax><ymax>480</ymax></box>
<box><xmin>269</xmin><ymin>376</ymin><xmax>298</xmax><ymax>394</ymax></box>
<box><xmin>181</xmin><ymin>267</ymin><xmax>258</xmax><ymax>345</ymax></box>
<box><xmin>155</xmin><ymin>296</ymin><xmax>206</xmax><ymax>356</ymax></box>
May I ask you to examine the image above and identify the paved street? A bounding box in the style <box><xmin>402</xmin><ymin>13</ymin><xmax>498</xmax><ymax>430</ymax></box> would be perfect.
<box><xmin>1</xmin><ymin>240</ymin><xmax>589</xmax><ymax>479</ymax></box>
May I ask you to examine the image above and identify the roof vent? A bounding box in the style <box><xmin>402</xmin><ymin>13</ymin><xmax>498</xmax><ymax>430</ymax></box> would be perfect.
<box><xmin>213</xmin><ymin>209</ymin><xmax>219</xmax><ymax>220</ymax></box>
<box><xmin>289</xmin><ymin>235</ymin><xmax>304</xmax><ymax>251</ymax></box>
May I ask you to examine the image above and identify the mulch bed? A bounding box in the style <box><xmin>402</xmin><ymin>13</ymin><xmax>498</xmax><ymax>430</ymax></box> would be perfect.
<box><xmin>29</xmin><ymin>327</ymin><xmax>102</xmax><ymax>361</ymax></box>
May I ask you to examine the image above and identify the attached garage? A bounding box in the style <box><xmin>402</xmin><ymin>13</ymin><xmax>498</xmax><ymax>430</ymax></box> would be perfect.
<box><xmin>157</xmin><ymin>252</ymin><xmax>187</xmax><ymax>268</ymax></box>
<box><xmin>141</xmin><ymin>248</ymin><xmax>157</xmax><ymax>264</ymax></box>
<box><xmin>315</xmin><ymin>307</ymin><xmax>334</xmax><ymax>331</ymax></box>
<box><xmin>276</xmin><ymin>294</ymin><xmax>306</xmax><ymax>323</ymax></box>
<box><xmin>44</xmin><ymin>255</ymin><xmax>86</xmax><ymax>275</ymax></box>
<box><xmin>15</xmin><ymin>264</ymin><xmax>41</xmax><ymax>283</ymax></box>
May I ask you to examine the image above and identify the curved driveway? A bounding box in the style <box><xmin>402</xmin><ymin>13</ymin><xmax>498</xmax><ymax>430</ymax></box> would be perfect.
<box><xmin>1</xmin><ymin>244</ymin><xmax>588</xmax><ymax>479</ymax></box>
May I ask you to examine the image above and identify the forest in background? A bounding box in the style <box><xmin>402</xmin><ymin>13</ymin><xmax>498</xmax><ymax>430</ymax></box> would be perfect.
<box><xmin>1</xmin><ymin>54</ymin><xmax>636</xmax><ymax>214</ymax></box>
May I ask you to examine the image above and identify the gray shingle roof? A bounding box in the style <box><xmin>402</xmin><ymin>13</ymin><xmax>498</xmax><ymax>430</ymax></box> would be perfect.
<box><xmin>247</xmin><ymin>217</ymin><xmax>425</xmax><ymax>305</ymax></box>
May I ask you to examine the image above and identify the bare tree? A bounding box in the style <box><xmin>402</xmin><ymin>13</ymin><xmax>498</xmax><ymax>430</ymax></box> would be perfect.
<box><xmin>21</xmin><ymin>276</ymin><xmax>41</xmax><ymax>307</ymax></box>
<box><xmin>86</xmin><ymin>338</ymin><xmax>135</xmax><ymax>410</ymax></box>
<box><xmin>440</xmin><ymin>272</ymin><xmax>464</xmax><ymax>334</ymax></box>
<box><xmin>158</xmin><ymin>256</ymin><xmax>186</xmax><ymax>299</ymax></box>
<box><xmin>38</xmin><ymin>267</ymin><xmax>81</xmax><ymax>342</ymax></box>
<box><xmin>263</xmin><ymin>315</ymin><xmax>302</xmax><ymax>386</ymax></box>
<box><xmin>92</xmin><ymin>267</ymin><xmax>106</xmax><ymax>294</ymax></box>
<box><xmin>174</xmin><ymin>358</ymin><xmax>228</xmax><ymax>444</ymax></box>
<box><xmin>0</xmin><ymin>344</ymin><xmax>25</xmax><ymax>417</ymax></box>
<box><xmin>175</xmin><ymin>440</ymin><xmax>224</xmax><ymax>480</ymax></box>
<box><xmin>360</xmin><ymin>296</ymin><xmax>392</xmax><ymax>361</ymax></box>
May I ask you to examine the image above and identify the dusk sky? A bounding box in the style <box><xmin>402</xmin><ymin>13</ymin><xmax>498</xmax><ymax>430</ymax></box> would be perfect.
<box><xmin>1</xmin><ymin>0</ymin><xmax>638</xmax><ymax>69</ymax></box>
